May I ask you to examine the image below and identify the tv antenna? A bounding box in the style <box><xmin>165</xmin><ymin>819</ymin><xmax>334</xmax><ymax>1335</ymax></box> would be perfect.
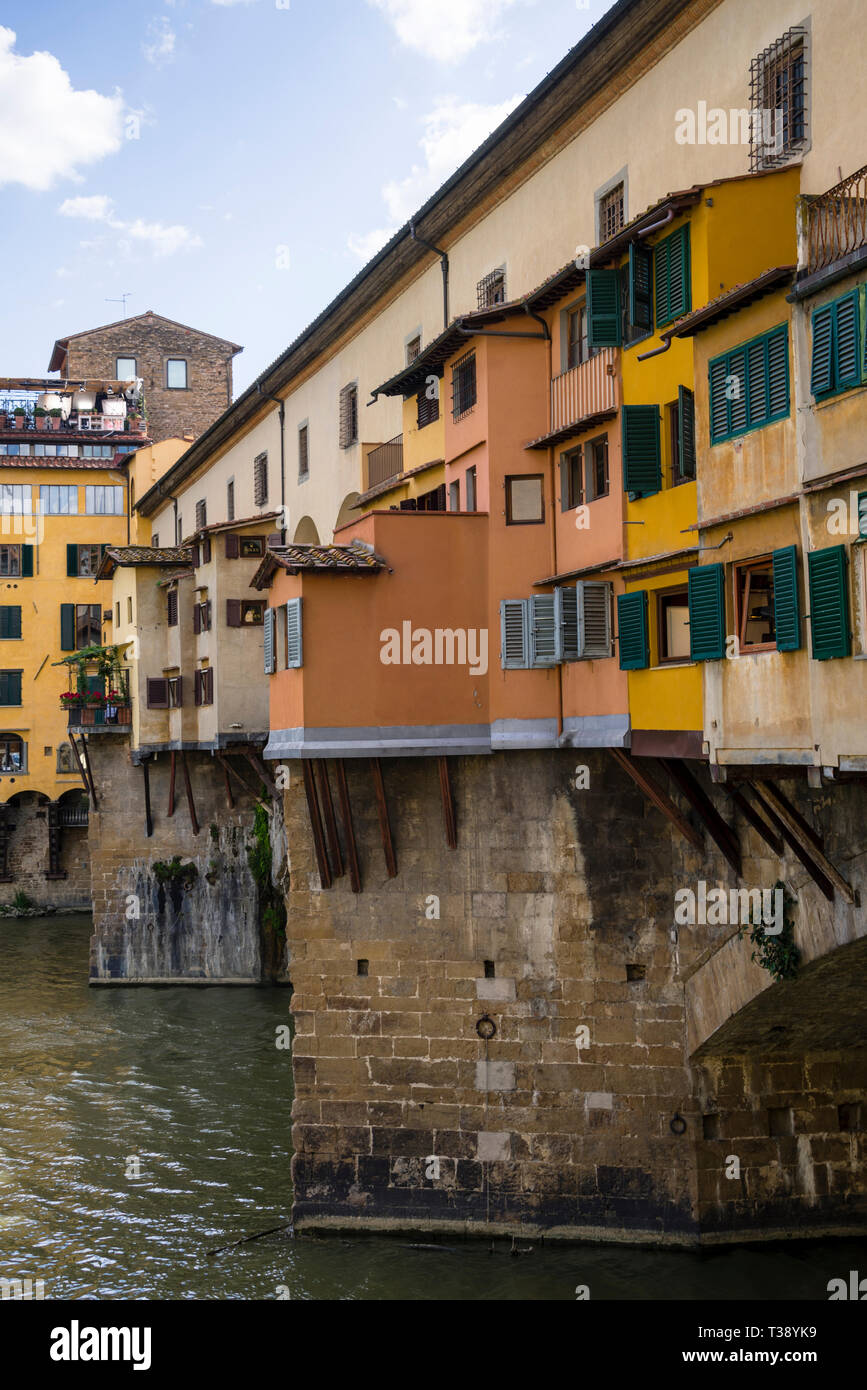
<box><xmin>106</xmin><ymin>293</ymin><xmax>133</xmax><ymax>317</ymax></box>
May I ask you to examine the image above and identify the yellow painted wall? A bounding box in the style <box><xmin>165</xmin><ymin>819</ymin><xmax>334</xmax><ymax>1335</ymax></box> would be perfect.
<box><xmin>623</xmin><ymin>568</ymin><xmax>702</xmax><ymax>733</ymax></box>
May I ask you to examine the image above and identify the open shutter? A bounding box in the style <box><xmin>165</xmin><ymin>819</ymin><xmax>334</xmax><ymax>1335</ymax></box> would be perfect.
<box><xmin>286</xmin><ymin>597</ymin><xmax>303</xmax><ymax>668</ymax></box>
<box><xmin>668</xmin><ymin>225</ymin><xmax>690</xmax><ymax>321</ymax></box>
<box><xmin>578</xmin><ymin>581</ymin><xmax>612</xmax><ymax>658</ymax></box>
<box><xmin>225</xmin><ymin>533</ymin><xmax>240</xmax><ymax>559</ymax></box>
<box><xmin>66</xmin><ymin>544</ymin><xmax>78</xmax><ymax>577</ymax></box>
<box><xmin>688</xmin><ymin>564</ymin><xmax>725</xmax><ymax>661</ymax></box>
<box><xmin>772</xmin><ymin>545</ymin><xmax>801</xmax><ymax>652</ymax></box>
<box><xmin>175</xmin><ymin>678</ymin><xmax>183</xmax><ymax>707</ymax></box>
<box><xmin>226</xmin><ymin>600</ymin><xmax>242</xmax><ymax>627</ymax></box>
<box><xmin>500</xmin><ymin>599</ymin><xmax>529</xmax><ymax>669</ymax></box>
<box><xmin>808</xmin><ymin>545</ymin><xmax>850</xmax><ymax>660</ymax></box>
<box><xmin>21</xmin><ymin>545</ymin><xmax>33</xmax><ymax>577</ymax></box>
<box><xmin>193</xmin><ymin>604</ymin><xmax>201</xmax><ymax>635</ymax></box>
<box><xmin>811</xmin><ymin>304</ymin><xmax>835</xmax><ymax>396</ymax></box>
<box><xmin>264</xmin><ymin>607</ymin><xmax>276</xmax><ymax>674</ymax></box>
<box><xmin>559</xmin><ymin>455</ymin><xmax>570</xmax><ymax>513</ymax></box>
<box><xmin>621</xmin><ymin>405</ymin><xmax>661</xmax><ymax>496</ymax></box>
<box><xmin>529</xmin><ymin>592</ymin><xmax>560</xmax><ymax>667</ymax></box>
<box><xmin>835</xmin><ymin>291</ymin><xmax>860</xmax><ymax>391</ymax></box>
<box><xmin>206</xmin><ymin>668</ymin><xmax>214</xmax><ymax>704</ymax></box>
<box><xmin>677</xmin><ymin>386</ymin><xmax>695</xmax><ymax>479</ymax></box>
<box><xmin>194</xmin><ymin>671</ymin><xmax>202</xmax><ymax>707</ymax></box>
<box><xmin>60</xmin><ymin>603</ymin><xmax>75</xmax><ymax>651</ymax></box>
<box><xmin>767</xmin><ymin>327</ymin><xmax>789</xmax><ymax>417</ymax></box>
<box><xmin>628</xmin><ymin>243</ymin><xmax>653</xmax><ymax>330</ymax></box>
<box><xmin>586</xmin><ymin>269</ymin><xmax>622</xmax><ymax>347</ymax></box>
<box><xmin>617</xmin><ymin>590</ymin><xmax>648</xmax><ymax>670</ymax></box>
<box><xmin>653</xmin><ymin>239</ymin><xmax>670</xmax><ymax>326</ymax></box>
<box><xmin>205</xmin><ymin>601</ymin><xmax>212</xmax><ymax>630</ymax></box>
<box><xmin>146</xmin><ymin>678</ymin><xmax>169</xmax><ymax>708</ymax></box>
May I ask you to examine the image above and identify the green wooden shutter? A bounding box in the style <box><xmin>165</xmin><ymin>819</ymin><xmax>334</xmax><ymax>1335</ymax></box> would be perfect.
<box><xmin>0</xmin><ymin>606</ymin><xmax>22</xmax><ymax>640</ymax></box>
<box><xmin>727</xmin><ymin>350</ymin><xmax>747</xmax><ymax>434</ymax></box>
<box><xmin>772</xmin><ymin>545</ymin><xmax>801</xmax><ymax>652</ymax></box>
<box><xmin>60</xmin><ymin>603</ymin><xmax>75</xmax><ymax>652</ymax></box>
<box><xmin>709</xmin><ymin>358</ymin><xmax>729</xmax><ymax>442</ymax></box>
<box><xmin>617</xmin><ymin>590</ymin><xmax>648</xmax><ymax>670</ymax></box>
<box><xmin>264</xmin><ymin>607</ymin><xmax>275</xmax><ymax>674</ymax></box>
<box><xmin>653</xmin><ymin>239</ymin><xmax>670</xmax><ymax>327</ymax></box>
<box><xmin>668</xmin><ymin>225</ymin><xmax>691</xmax><ymax>321</ymax></box>
<box><xmin>835</xmin><ymin>291</ymin><xmax>860</xmax><ymax>391</ymax></box>
<box><xmin>677</xmin><ymin>385</ymin><xmax>695</xmax><ymax>479</ymax></box>
<box><xmin>808</xmin><ymin>545</ymin><xmax>850</xmax><ymax>660</ymax></box>
<box><xmin>767</xmin><ymin>327</ymin><xmax>789</xmax><ymax>417</ymax></box>
<box><xmin>0</xmin><ymin>671</ymin><xmax>21</xmax><ymax>705</ymax></box>
<box><xmin>621</xmin><ymin>405</ymin><xmax>661</xmax><ymax>497</ymax></box>
<box><xmin>530</xmin><ymin>593</ymin><xmax>560</xmax><ymax>667</ymax></box>
<box><xmin>628</xmin><ymin>243</ymin><xmax>653</xmax><ymax>330</ymax></box>
<box><xmin>21</xmin><ymin>545</ymin><xmax>33</xmax><ymax>577</ymax></box>
<box><xmin>500</xmin><ymin>599</ymin><xmax>529</xmax><ymax>669</ymax></box>
<box><xmin>286</xmin><ymin>597</ymin><xmax>303</xmax><ymax>669</ymax></box>
<box><xmin>811</xmin><ymin>304</ymin><xmax>835</xmax><ymax>396</ymax></box>
<box><xmin>586</xmin><ymin>269</ymin><xmax>622</xmax><ymax>347</ymax></box>
<box><xmin>66</xmin><ymin>544</ymin><xmax>78</xmax><ymax>578</ymax></box>
<box><xmin>746</xmin><ymin>339</ymin><xmax>768</xmax><ymax>425</ymax></box>
<box><xmin>688</xmin><ymin>564</ymin><xmax>725</xmax><ymax>661</ymax></box>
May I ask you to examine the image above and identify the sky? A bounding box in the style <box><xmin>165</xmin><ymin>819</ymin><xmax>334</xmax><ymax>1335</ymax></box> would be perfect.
<box><xmin>0</xmin><ymin>0</ymin><xmax>610</xmax><ymax>393</ymax></box>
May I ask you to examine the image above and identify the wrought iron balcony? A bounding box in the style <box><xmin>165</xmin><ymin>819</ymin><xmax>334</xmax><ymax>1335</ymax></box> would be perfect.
<box><xmin>805</xmin><ymin>164</ymin><xmax>867</xmax><ymax>274</ymax></box>
<box><xmin>367</xmin><ymin>434</ymin><xmax>404</xmax><ymax>489</ymax></box>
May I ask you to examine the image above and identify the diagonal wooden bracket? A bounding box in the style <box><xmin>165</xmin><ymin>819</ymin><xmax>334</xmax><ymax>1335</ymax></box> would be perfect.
<box><xmin>370</xmin><ymin>758</ymin><xmax>397</xmax><ymax>877</ymax></box>
<box><xmin>608</xmin><ymin>748</ymin><xmax>703</xmax><ymax>851</ymax></box>
<box><xmin>726</xmin><ymin>785</ymin><xmax>784</xmax><ymax>857</ymax></box>
<box><xmin>335</xmin><ymin>760</ymin><xmax>361</xmax><ymax>893</ymax></box>
<box><xmin>438</xmin><ymin>756</ymin><xmax>457</xmax><ymax>850</ymax></box>
<box><xmin>751</xmin><ymin>780</ymin><xmax>855</xmax><ymax>904</ymax></box>
<box><xmin>660</xmin><ymin>758</ymin><xmax>741</xmax><ymax>877</ymax></box>
<box><xmin>302</xmin><ymin>758</ymin><xmax>332</xmax><ymax>889</ymax></box>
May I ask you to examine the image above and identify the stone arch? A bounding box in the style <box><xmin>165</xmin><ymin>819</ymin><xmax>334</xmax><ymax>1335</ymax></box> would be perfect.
<box><xmin>334</xmin><ymin>492</ymin><xmax>361</xmax><ymax>535</ymax></box>
<box><xmin>293</xmin><ymin>516</ymin><xmax>320</xmax><ymax>546</ymax></box>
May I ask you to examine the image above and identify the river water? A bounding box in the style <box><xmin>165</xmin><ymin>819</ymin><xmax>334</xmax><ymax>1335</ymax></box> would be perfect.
<box><xmin>0</xmin><ymin>917</ymin><xmax>861</xmax><ymax>1301</ymax></box>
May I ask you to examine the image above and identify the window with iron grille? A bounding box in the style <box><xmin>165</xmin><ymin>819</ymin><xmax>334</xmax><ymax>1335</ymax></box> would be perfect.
<box><xmin>477</xmin><ymin>266</ymin><xmax>506</xmax><ymax>310</ymax></box>
<box><xmin>226</xmin><ymin>479</ymin><xmax>235</xmax><ymax>522</ymax></box>
<box><xmin>167</xmin><ymin>589</ymin><xmax>178</xmax><ymax>627</ymax></box>
<box><xmin>406</xmin><ymin>335</ymin><xmax>421</xmax><ymax>365</ymax></box>
<box><xmin>339</xmin><ymin>383</ymin><xmax>358</xmax><ymax>448</ymax></box>
<box><xmin>195</xmin><ymin>499</ymin><xmax>207</xmax><ymax>530</ymax></box>
<box><xmin>599</xmin><ymin>183</ymin><xmax>625</xmax><ymax>242</ymax></box>
<box><xmin>750</xmin><ymin>28</ymin><xmax>808</xmax><ymax>171</ymax></box>
<box><xmin>451</xmin><ymin>351</ymin><xmax>476</xmax><ymax>421</ymax></box>
<box><xmin>417</xmin><ymin>378</ymin><xmax>440</xmax><ymax>429</ymax></box>
<box><xmin>298</xmin><ymin>423</ymin><xmax>309</xmax><ymax>479</ymax></box>
<box><xmin>253</xmin><ymin>453</ymin><xmax>269</xmax><ymax>505</ymax></box>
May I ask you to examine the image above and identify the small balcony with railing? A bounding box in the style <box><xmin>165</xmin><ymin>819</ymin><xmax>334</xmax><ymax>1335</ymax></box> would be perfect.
<box><xmin>804</xmin><ymin>164</ymin><xmax>867</xmax><ymax>275</ymax></box>
<box><xmin>526</xmin><ymin>347</ymin><xmax>619</xmax><ymax>452</ymax></box>
<box><xmin>58</xmin><ymin>647</ymin><xmax>132</xmax><ymax>732</ymax></box>
<box><xmin>366</xmin><ymin>434</ymin><xmax>404</xmax><ymax>490</ymax></box>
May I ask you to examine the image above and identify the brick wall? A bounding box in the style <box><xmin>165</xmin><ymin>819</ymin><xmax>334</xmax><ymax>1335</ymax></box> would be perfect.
<box><xmin>1</xmin><ymin>794</ymin><xmax>90</xmax><ymax>910</ymax></box>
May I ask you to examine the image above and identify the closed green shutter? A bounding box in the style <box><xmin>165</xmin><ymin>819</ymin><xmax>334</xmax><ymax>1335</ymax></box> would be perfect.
<box><xmin>677</xmin><ymin>385</ymin><xmax>696</xmax><ymax>479</ymax></box>
<box><xmin>727</xmin><ymin>350</ymin><xmax>747</xmax><ymax>435</ymax></box>
<box><xmin>688</xmin><ymin>564</ymin><xmax>725</xmax><ymax>661</ymax></box>
<box><xmin>286</xmin><ymin>597</ymin><xmax>303</xmax><ymax>669</ymax></box>
<box><xmin>654</xmin><ymin>225</ymin><xmax>690</xmax><ymax>327</ymax></box>
<box><xmin>586</xmin><ymin>269</ymin><xmax>622</xmax><ymax>347</ymax></box>
<box><xmin>808</xmin><ymin>546</ymin><xmax>850</xmax><ymax>660</ymax></box>
<box><xmin>709</xmin><ymin>359</ymin><xmax>729</xmax><ymax>443</ymax></box>
<box><xmin>628</xmin><ymin>243</ymin><xmax>653</xmax><ymax>330</ymax></box>
<box><xmin>767</xmin><ymin>327</ymin><xmax>789</xmax><ymax>417</ymax></box>
<box><xmin>0</xmin><ymin>671</ymin><xmax>22</xmax><ymax>705</ymax></box>
<box><xmin>709</xmin><ymin>327</ymin><xmax>789</xmax><ymax>441</ymax></box>
<box><xmin>66</xmin><ymin>544</ymin><xmax>78</xmax><ymax>577</ymax></box>
<box><xmin>622</xmin><ymin>404</ymin><xmax>661</xmax><ymax>497</ymax></box>
<box><xmin>746</xmin><ymin>339</ymin><xmax>768</xmax><ymax>424</ymax></box>
<box><xmin>835</xmin><ymin>291</ymin><xmax>860</xmax><ymax>391</ymax></box>
<box><xmin>0</xmin><ymin>607</ymin><xmax>21</xmax><ymax>640</ymax></box>
<box><xmin>772</xmin><ymin>545</ymin><xmax>801</xmax><ymax>651</ymax></box>
<box><xmin>811</xmin><ymin>304</ymin><xmax>834</xmax><ymax>396</ymax></box>
<box><xmin>60</xmin><ymin>603</ymin><xmax>75</xmax><ymax>652</ymax></box>
<box><xmin>21</xmin><ymin>545</ymin><xmax>33</xmax><ymax>577</ymax></box>
<box><xmin>617</xmin><ymin>590</ymin><xmax>648</xmax><ymax>670</ymax></box>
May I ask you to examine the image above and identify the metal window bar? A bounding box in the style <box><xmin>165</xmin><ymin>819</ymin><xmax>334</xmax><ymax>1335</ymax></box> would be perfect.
<box><xmin>749</xmin><ymin>28</ymin><xmax>808</xmax><ymax>172</ymax></box>
<box><xmin>599</xmin><ymin>184</ymin><xmax>625</xmax><ymax>242</ymax></box>
<box><xmin>806</xmin><ymin>164</ymin><xmax>867</xmax><ymax>274</ymax></box>
<box><xmin>477</xmin><ymin>268</ymin><xmax>506</xmax><ymax>310</ymax></box>
<box><xmin>367</xmin><ymin>435</ymin><xmax>403</xmax><ymax>489</ymax></box>
<box><xmin>451</xmin><ymin>351</ymin><xmax>476</xmax><ymax>421</ymax></box>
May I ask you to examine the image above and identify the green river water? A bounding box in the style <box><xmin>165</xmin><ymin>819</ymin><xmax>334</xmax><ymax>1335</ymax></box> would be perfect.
<box><xmin>0</xmin><ymin>917</ymin><xmax>862</xmax><ymax>1301</ymax></box>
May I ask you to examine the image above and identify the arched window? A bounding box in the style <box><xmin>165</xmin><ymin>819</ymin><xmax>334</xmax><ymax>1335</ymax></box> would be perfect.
<box><xmin>0</xmin><ymin>734</ymin><xmax>25</xmax><ymax>773</ymax></box>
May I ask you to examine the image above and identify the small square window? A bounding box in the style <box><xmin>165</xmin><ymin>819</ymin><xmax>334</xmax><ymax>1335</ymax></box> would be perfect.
<box><xmin>735</xmin><ymin>557</ymin><xmax>776</xmax><ymax>652</ymax></box>
<box><xmin>166</xmin><ymin>359</ymin><xmax>188</xmax><ymax>390</ymax></box>
<box><xmin>505</xmin><ymin>475</ymin><xmax>544</xmax><ymax>525</ymax></box>
<box><xmin>116</xmin><ymin>357</ymin><xmax>136</xmax><ymax>380</ymax></box>
<box><xmin>406</xmin><ymin>335</ymin><xmax>421</xmax><ymax>365</ymax></box>
<box><xmin>477</xmin><ymin>267</ymin><xmax>506</xmax><ymax>310</ymax></box>
<box><xmin>598</xmin><ymin>182</ymin><xmax>625</xmax><ymax>242</ymax></box>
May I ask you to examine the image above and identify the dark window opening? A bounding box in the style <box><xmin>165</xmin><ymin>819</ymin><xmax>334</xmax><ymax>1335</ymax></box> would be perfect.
<box><xmin>451</xmin><ymin>351</ymin><xmax>477</xmax><ymax>421</ymax></box>
<box><xmin>506</xmin><ymin>474</ymin><xmax>544</xmax><ymax>525</ymax></box>
<box><xmin>483</xmin><ymin>960</ymin><xmax>495</xmax><ymax>978</ymax></box>
<box><xmin>357</xmin><ymin>959</ymin><xmax>369</xmax><ymax>977</ymax></box>
<box><xmin>657</xmin><ymin>588</ymin><xmax>690</xmax><ymax>663</ymax></box>
<box><xmin>735</xmin><ymin>557</ymin><xmax>776</xmax><ymax>652</ymax></box>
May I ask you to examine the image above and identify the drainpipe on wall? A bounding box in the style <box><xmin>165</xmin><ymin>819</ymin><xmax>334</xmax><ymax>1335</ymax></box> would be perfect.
<box><xmin>258</xmin><ymin>386</ymin><xmax>286</xmax><ymax>544</ymax></box>
<box><xmin>411</xmin><ymin>222</ymin><xmax>450</xmax><ymax>331</ymax></box>
<box><xmin>525</xmin><ymin>302</ymin><xmax>564</xmax><ymax>740</ymax></box>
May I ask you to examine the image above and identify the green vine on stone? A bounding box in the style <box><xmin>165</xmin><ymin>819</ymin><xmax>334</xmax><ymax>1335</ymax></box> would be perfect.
<box><xmin>153</xmin><ymin>857</ymin><xmax>198</xmax><ymax>890</ymax></box>
<box><xmin>738</xmin><ymin>879</ymin><xmax>800</xmax><ymax>982</ymax></box>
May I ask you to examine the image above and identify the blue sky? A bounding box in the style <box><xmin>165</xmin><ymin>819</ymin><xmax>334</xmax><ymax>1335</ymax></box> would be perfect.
<box><xmin>0</xmin><ymin>0</ymin><xmax>608</xmax><ymax>392</ymax></box>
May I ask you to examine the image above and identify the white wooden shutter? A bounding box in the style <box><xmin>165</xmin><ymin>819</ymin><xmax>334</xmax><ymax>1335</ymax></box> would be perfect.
<box><xmin>500</xmin><ymin>599</ymin><xmax>529</xmax><ymax>669</ymax></box>
<box><xmin>578</xmin><ymin>581</ymin><xmax>612</xmax><ymax>658</ymax></box>
<box><xmin>286</xmin><ymin>597</ymin><xmax>303</xmax><ymax>669</ymax></box>
<box><xmin>263</xmin><ymin>607</ymin><xmax>276</xmax><ymax>674</ymax></box>
<box><xmin>530</xmin><ymin>593</ymin><xmax>560</xmax><ymax>667</ymax></box>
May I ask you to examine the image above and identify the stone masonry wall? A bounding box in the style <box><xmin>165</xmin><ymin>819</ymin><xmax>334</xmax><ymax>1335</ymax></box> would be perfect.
<box><xmin>1</xmin><ymin>794</ymin><xmax>90</xmax><ymax>910</ymax></box>
<box><xmin>283</xmin><ymin>751</ymin><xmax>866</xmax><ymax>1243</ymax></box>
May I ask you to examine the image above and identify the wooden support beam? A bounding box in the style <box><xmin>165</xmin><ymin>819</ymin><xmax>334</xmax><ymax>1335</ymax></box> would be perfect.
<box><xmin>438</xmin><ymin>756</ymin><xmax>457</xmax><ymax>850</ymax></box>
<box><xmin>608</xmin><ymin>748</ymin><xmax>703</xmax><ymax>851</ymax></box>
<box><xmin>142</xmin><ymin>759</ymin><xmax>153</xmax><ymax>838</ymax></box>
<box><xmin>302</xmin><ymin>758</ymin><xmax>332</xmax><ymax>889</ymax></box>
<box><xmin>315</xmin><ymin>761</ymin><xmax>344</xmax><ymax>878</ymax></box>
<box><xmin>754</xmin><ymin>791</ymin><xmax>835</xmax><ymax>902</ymax></box>
<box><xmin>168</xmin><ymin>751</ymin><xmax>176</xmax><ymax>817</ymax></box>
<box><xmin>335</xmin><ymin>760</ymin><xmax>361</xmax><ymax>894</ymax></box>
<box><xmin>68</xmin><ymin>732</ymin><xmax>90</xmax><ymax>796</ymax></box>
<box><xmin>217</xmin><ymin>752</ymin><xmax>265</xmax><ymax>803</ymax></box>
<box><xmin>765</xmin><ymin>781</ymin><xmax>826</xmax><ymax>853</ymax></box>
<box><xmin>180</xmin><ymin>751</ymin><xmax>199</xmax><ymax>836</ymax></box>
<box><xmin>727</xmin><ymin>786</ymin><xmax>784</xmax><ymax>857</ymax></box>
<box><xmin>660</xmin><ymin>758</ymin><xmax>741</xmax><ymax>878</ymax></box>
<box><xmin>78</xmin><ymin>735</ymin><xmax>98</xmax><ymax>811</ymax></box>
<box><xmin>222</xmin><ymin>760</ymin><xmax>234</xmax><ymax>810</ymax></box>
<box><xmin>751</xmin><ymin>781</ymin><xmax>854</xmax><ymax>904</ymax></box>
<box><xmin>370</xmin><ymin>758</ymin><xmax>398</xmax><ymax>877</ymax></box>
<box><xmin>243</xmin><ymin>749</ymin><xmax>277</xmax><ymax>799</ymax></box>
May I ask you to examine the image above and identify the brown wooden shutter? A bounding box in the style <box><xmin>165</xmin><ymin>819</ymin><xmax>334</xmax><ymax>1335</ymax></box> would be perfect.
<box><xmin>225</xmin><ymin>533</ymin><xmax>239</xmax><ymax>559</ymax></box>
<box><xmin>147</xmin><ymin>678</ymin><xmax>169</xmax><ymax>708</ymax></box>
<box><xmin>226</xmin><ymin>600</ymin><xmax>242</xmax><ymax>627</ymax></box>
<box><xmin>192</xmin><ymin>543</ymin><xmax>201</xmax><ymax>568</ymax></box>
<box><xmin>167</xmin><ymin>590</ymin><xmax>178</xmax><ymax>626</ymax></box>
<box><xmin>194</xmin><ymin>670</ymin><xmax>202</xmax><ymax>706</ymax></box>
<box><xmin>206</xmin><ymin>668</ymin><xmax>213</xmax><ymax>703</ymax></box>
<box><xmin>175</xmin><ymin>677</ymin><xmax>183</xmax><ymax>706</ymax></box>
<box><xmin>202</xmin><ymin>536</ymin><xmax>212</xmax><ymax>563</ymax></box>
<box><xmin>205</xmin><ymin>600</ymin><xmax>212</xmax><ymax>630</ymax></box>
<box><xmin>193</xmin><ymin>604</ymin><xmax>201</xmax><ymax>635</ymax></box>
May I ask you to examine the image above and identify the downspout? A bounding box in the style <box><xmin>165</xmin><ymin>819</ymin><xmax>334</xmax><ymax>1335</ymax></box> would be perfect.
<box><xmin>411</xmin><ymin>222</ymin><xmax>449</xmax><ymax>331</ymax></box>
<box><xmin>524</xmin><ymin>302</ymin><xmax>563</xmax><ymax>739</ymax></box>
<box><xmin>258</xmin><ymin>386</ymin><xmax>286</xmax><ymax>543</ymax></box>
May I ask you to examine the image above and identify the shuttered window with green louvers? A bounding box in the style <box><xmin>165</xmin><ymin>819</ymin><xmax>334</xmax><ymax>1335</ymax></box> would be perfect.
<box><xmin>772</xmin><ymin>546</ymin><xmax>801</xmax><ymax>651</ymax></box>
<box><xmin>677</xmin><ymin>385</ymin><xmax>696</xmax><ymax>480</ymax></box>
<box><xmin>807</xmin><ymin>546</ymin><xmax>850</xmax><ymax>660</ymax></box>
<box><xmin>628</xmin><ymin>243</ymin><xmax>653</xmax><ymax>332</ymax></box>
<box><xmin>811</xmin><ymin>290</ymin><xmax>862</xmax><ymax>399</ymax></box>
<box><xmin>0</xmin><ymin>606</ymin><xmax>21</xmax><ymax>639</ymax></box>
<box><xmin>653</xmin><ymin>225</ymin><xmax>690</xmax><ymax>328</ymax></box>
<box><xmin>688</xmin><ymin>564</ymin><xmax>725</xmax><ymax>661</ymax></box>
<box><xmin>622</xmin><ymin>405</ymin><xmax>661</xmax><ymax>497</ymax></box>
<box><xmin>617</xmin><ymin>590</ymin><xmax>648</xmax><ymax>670</ymax></box>
<box><xmin>709</xmin><ymin>326</ymin><xmax>790</xmax><ymax>442</ymax></box>
<box><xmin>586</xmin><ymin>269</ymin><xmax>622</xmax><ymax>347</ymax></box>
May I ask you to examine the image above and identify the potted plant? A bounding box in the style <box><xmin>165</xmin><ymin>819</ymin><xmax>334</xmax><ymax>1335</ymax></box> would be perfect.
<box><xmin>60</xmin><ymin>690</ymin><xmax>82</xmax><ymax>707</ymax></box>
<box><xmin>35</xmin><ymin>407</ymin><xmax>48</xmax><ymax>432</ymax></box>
<box><xmin>128</xmin><ymin>411</ymin><xmax>145</xmax><ymax>435</ymax></box>
<box><xmin>13</xmin><ymin>407</ymin><xmax>26</xmax><ymax>430</ymax></box>
<box><xmin>49</xmin><ymin>408</ymin><xmax>62</xmax><ymax>431</ymax></box>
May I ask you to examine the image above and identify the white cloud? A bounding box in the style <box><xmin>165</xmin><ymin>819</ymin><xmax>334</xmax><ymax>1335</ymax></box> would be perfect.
<box><xmin>210</xmin><ymin>0</ymin><xmax>259</xmax><ymax>6</ymax></box>
<box><xmin>368</xmin><ymin>0</ymin><xmax>523</xmax><ymax>64</ymax></box>
<box><xmin>347</xmin><ymin>227</ymin><xmax>400</xmax><ymax>262</ymax></box>
<box><xmin>122</xmin><ymin>219</ymin><xmax>203</xmax><ymax>257</ymax></box>
<box><xmin>0</xmin><ymin>27</ymin><xmax>124</xmax><ymax>191</ymax></box>
<box><xmin>143</xmin><ymin>18</ymin><xmax>176</xmax><ymax>66</ymax></box>
<box><xmin>58</xmin><ymin>194</ymin><xmax>114</xmax><ymax>221</ymax></box>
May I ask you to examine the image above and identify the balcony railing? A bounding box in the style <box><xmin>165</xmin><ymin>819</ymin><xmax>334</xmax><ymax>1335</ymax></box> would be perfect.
<box><xmin>59</xmin><ymin>806</ymin><xmax>89</xmax><ymax>827</ymax></box>
<box><xmin>550</xmin><ymin>348</ymin><xmax>618</xmax><ymax>434</ymax></box>
<box><xmin>61</xmin><ymin>669</ymin><xmax>132</xmax><ymax>730</ymax></box>
<box><xmin>367</xmin><ymin>434</ymin><xmax>404</xmax><ymax>489</ymax></box>
<box><xmin>806</xmin><ymin>164</ymin><xmax>867</xmax><ymax>275</ymax></box>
